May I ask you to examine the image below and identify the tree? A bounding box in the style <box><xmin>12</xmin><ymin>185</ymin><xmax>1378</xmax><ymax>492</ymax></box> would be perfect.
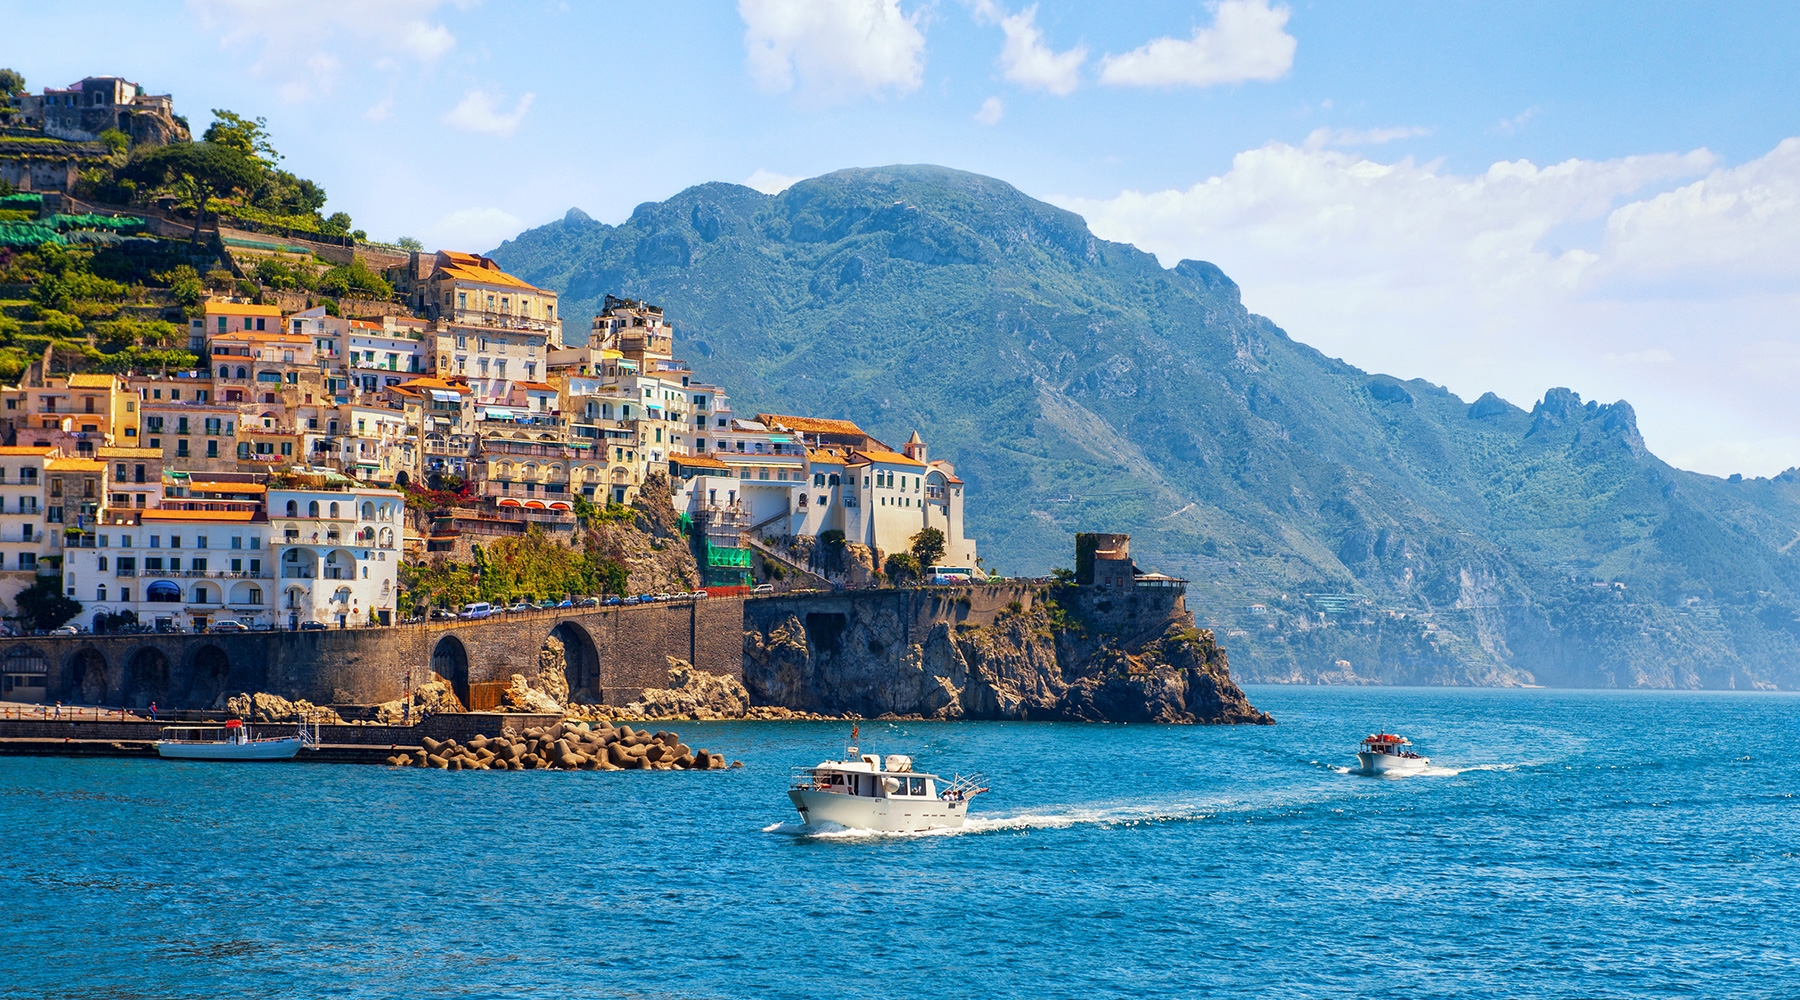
<box><xmin>0</xmin><ymin>69</ymin><xmax>23</xmax><ymax>98</ymax></box>
<box><xmin>321</xmin><ymin>211</ymin><xmax>353</xmax><ymax>236</ymax></box>
<box><xmin>396</xmin><ymin>236</ymin><xmax>423</xmax><ymax>251</ymax></box>
<box><xmin>123</xmin><ymin>142</ymin><xmax>261</xmax><ymax>244</ymax></box>
<box><xmin>16</xmin><ymin>576</ymin><xmax>80</xmax><ymax>632</ymax></box>
<box><xmin>202</xmin><ymin>110</ymin><xmax>281</xmax><ymax>165</ymax></box>
<box><xmin>884</xmin><ymin>552</ymin><xmax>921</xmax><ymax>585</ymax></box>
<box><xmin>910</xmin><ymin>527</ymin><xmax>946</xmax><ymax>568</ymax></box>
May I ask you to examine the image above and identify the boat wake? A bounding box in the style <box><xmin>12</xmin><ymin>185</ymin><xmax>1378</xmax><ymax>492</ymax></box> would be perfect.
<box><xmin>762</xmin><ymin>800</ymin><xmax>1233</xmax><ymax>840</ymax></box>
<box><xmin>1326</xmin><ymin>761</ymin><xmax>1528</xmax><ymax>778</ymax></box>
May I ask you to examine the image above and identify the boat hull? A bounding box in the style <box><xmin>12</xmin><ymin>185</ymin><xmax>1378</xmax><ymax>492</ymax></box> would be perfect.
<box><xmin>788</xmin><ymin>788</ymin><xmax>969</xmax><ymax>832</ymax></box>
<box><xmin>1357</xmin><ymin>751</ymin><xmax>1430</xmax><ymax>774</ymax></box>
<box><xmin>157</xmin><ymin>737</ymin><xmax>304</xmax><ymax>760</ymax></box>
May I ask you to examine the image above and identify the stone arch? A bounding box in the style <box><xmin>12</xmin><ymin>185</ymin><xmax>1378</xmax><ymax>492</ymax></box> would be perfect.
<box><xmin>9</xmin><ymin>644</ymin><xmax>56</xmax><ymax>702</ymax></box>
<box><xmin>544</xmin><ymin>620</ymin><xmax>600</xmax><ymax>701</ymax></box>
<box><xmin>431</xmin><ymin>635</ymin><xmax>469</xmax><ymax>709</ymax></box>
<box><xmin>187</xmin><ymin>644</ymin><xmax>231</xmax><ymax>708</ymax></box>
<box><xmin>125</xmin><ymin>646</ymin><xmax>171</xmax><ymax>709</ymax></box>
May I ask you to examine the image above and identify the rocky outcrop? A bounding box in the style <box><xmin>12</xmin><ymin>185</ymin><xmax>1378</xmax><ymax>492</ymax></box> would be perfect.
<box><xmin>741</xmin><ymin>591</ymin><xmax>1271</xmax><ymax>724</ymax></box>
<box><xmin>370</xmin><ymin>677</ymin><xmax>465</xmax><ymax>724</ymax></box>
<box><xmin>221</xmin><ymin>691</ymin><xmax>344</xmax><ymax>724</ymax></box>
<box><xmin>614</xmin><ymin>659</ymin><xmax>751</xmax><ymax>720</ymax></box>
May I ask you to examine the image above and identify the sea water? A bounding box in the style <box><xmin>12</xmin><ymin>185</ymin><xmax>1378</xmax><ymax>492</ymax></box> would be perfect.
<box><xmin>3</xmin><ymin>686</ymin><xmax>1798</xmax><ymax>999</ymax></box>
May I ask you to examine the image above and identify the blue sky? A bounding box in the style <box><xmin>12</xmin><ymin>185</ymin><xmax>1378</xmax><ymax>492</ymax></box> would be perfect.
<box><xmin>8</xmin><ymin>0</ymin><xmax>1800</xmax><ymax>476</ymax></box>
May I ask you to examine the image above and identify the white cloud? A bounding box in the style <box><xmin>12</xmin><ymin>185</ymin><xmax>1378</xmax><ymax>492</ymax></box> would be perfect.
<box><xmin>427</xmin><ymin>207</ymin><xmax>525</xmax><ymax>251</ymax></box>
<box><xmin>972</xmin><ymin>1</ymin><xmax>1086</xmax><ymax>95</ymax></box>
<box><xmin>739</xmin><ymin>0</ymin><xmax>927</xmax><ymax>102</ymax></box>
<box><xmin>364</xmin><ymin>96</ymin><xmax>395</xmax><ymax>121</ymax></box>
<box><xmin>1056</xmin><ymin>137</ymin><xmax>1800</xmax><ymax>477</ymax></box>
<box><xmin>190</xmin><ymin>0</ymin><xmax>459</xmax><ymax>100</ymax></box>
<box><xmin>1492</xmin><ymin>106</ymin><xmax>1540</xmax><ymax>135</ymax></box>
<box><xmin>443</xmin><ymin>90</ymin><xmax>535</xmax><ymax>135</ymax></box>
<box><xmin>745</xmin><ymin>169</ymin><xmax>807</xmax><ymax>194</ymax></box>
<box><xmin>974</xmin><ymin>96</ymin><xmax>1005</xmax><ymax>125</ymax></box>
<box><xmin>1304</xmin><ymin>125</ymin><xmax>1430</xmax><ymax>148</ymax></box>
<box><xmin>1099</xmin><ymin>0</ymin><xmax>1296</xmax><ymax>88</ymax></box>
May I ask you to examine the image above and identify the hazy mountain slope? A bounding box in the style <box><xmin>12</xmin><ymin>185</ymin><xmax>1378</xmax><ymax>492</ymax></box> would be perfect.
<box><xmin>491</xmin><ymin>165</ymin><xmax>1800</xmax><ymax>688</ymax></box>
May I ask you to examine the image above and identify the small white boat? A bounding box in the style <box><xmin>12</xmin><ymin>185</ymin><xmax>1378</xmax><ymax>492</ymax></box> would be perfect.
<box><xmin>155</xmin><ymin>719</ymin><xmax>310</xmax><ymax>761</ymax></box>
<box><xmin>1356</xmin><ymin>732</ymin><xmax>1430</xmax><ymax>774</ymax></box>
<box><xmin>788</xmin><ymin>727</ymin><xmax>987</xmax><ymax>833</ymax></box>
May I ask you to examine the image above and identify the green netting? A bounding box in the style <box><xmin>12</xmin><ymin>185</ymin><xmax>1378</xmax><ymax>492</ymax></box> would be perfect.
<box><xmin>0</xmin><ymin>193</ymin><xmax>44</xmax><ymax>208</ymax></box>
<box><xmin>705</xmin><ymin>543</ymin><xmax>752</xmax><ymax>568</ymax></box>
<box><xmin>51</xmin><ymin>213</ymin><xmax>145</xmax><ymax>231</ymax></box>
<box><xmin>0</xmin><ymin>221</ymin><xmax>65</xmax><ymax>247</ymax></box>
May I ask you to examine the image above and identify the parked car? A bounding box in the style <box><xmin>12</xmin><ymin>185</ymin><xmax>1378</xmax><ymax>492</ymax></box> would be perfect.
<box><xmin>209</xmin><ymin>620</ymin><xmax>249</xmax><ymax>633</ymax></box>
<box><xmin>154</xmin><ymin>622</ymin><xmax>183</xmax><ymax>634</ymax></box>
<box><xmin>752</xmin><ymin>583</ymin><xmax>776</xmax><ymax>595</ymax></box>
<box><xmin>601</xmin><ymin>596</ymin><xmax>622</xmax><ymax>607</ymax></box>
<box><xmin>49</xmin><ymin>624</ymin><xmax>80</xmax><ymax>636</ymax></box>
<box><xmin>460</xmin><ymin>602</ymin><xmax>495</xmax><ymax>620</ymax></box>
<box><xmin>691</xmin><ymin>590</ymin><xmax>709</xmax><ymax>600</ymax></box>
<box><xmin>429</xmin><ymin>608</ymin><xmax>457</xmax><ymax>621</ymax></box>
<box><xmin>507</xmin><ymin>602</ymin><xmax>533</xmax><ymax>614</ymax></box>
<box><xmin>576</xmin><ymin>596</ymin><xmax>600</xmax><ymax>608</ymax></box>
<box><xmin>621</xmin><ymin>596</ymin><xmax>641</xmax><ymax>606</ymax></box>
<box><xmin>299</xmin><ymin>620</ymin><xmax>327</xmax><ymax>631</ymax></box>
<box><xmin>556</xmin><ymin>598</ymin><xmax>574</xmax><ymax>608</ymax></box>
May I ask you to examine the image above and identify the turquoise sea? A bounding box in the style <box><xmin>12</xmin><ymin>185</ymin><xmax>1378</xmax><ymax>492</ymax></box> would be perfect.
<box><xmin>5</xmin><ymin>686</ymin><xmax>1798</xmax><ymax>998</ymax></box>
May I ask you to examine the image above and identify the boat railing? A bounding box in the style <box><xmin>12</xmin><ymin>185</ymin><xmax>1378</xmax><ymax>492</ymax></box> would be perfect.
<box><xmin>790</xmin><ymin>766</ymin><xmax>834</xmax><ymax>790</ymax></box>
<box><xmin>942</xmin><ymin>773</ymin><xmax>990</xmax><ymax>801</ymax></box>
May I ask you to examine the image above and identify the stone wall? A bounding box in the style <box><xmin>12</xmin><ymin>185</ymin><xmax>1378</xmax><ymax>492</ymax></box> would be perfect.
<box><xmin>11</xmin><ymin>598</ymin><xmax>745</xmax><ymax>710</ymax></box>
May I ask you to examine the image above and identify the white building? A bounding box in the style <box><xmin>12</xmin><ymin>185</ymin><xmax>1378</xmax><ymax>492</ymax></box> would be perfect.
<box><xmin>269</xmin><ymin>486</ymin><xmax>404</xmax><ymax>628</ymax></box>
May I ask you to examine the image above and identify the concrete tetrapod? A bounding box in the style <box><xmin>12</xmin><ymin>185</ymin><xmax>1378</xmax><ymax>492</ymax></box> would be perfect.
<box><xmin>384</xmin><ymin>721</ymin><xmax>740</xmax><ymax>771</ymax></box>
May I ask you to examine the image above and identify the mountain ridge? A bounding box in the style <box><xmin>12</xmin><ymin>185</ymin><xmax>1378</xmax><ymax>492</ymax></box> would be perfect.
<box><xmin>490</xmin><ymin>164</ymin><xmax>1800</xmax><ymax>689</ymax></box>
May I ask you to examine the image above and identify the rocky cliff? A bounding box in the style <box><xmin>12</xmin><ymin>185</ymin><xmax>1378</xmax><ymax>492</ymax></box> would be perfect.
<box><xmin>742</xmin><ymin>586</ymin><xmax>1270</xmax><ymax>724</ymax></box>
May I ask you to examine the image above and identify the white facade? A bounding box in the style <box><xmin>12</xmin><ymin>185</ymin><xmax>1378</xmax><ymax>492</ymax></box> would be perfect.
<box><xmin>66</xmin><ymin>512</ymin><xmax>274</xmax><ymax>631</ymax></box>
<box><xmin>269</xmin><ymin>488</ymin><xmax>404</xmax><ymax>628</ymax></box>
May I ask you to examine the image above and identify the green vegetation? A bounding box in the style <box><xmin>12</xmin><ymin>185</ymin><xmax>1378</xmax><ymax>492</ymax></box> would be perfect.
<box><xmin>489</xmin><ymin>164</ymin><xmax>1800</xmax><ymax>687</ymax></box>
<box><xmin>15</xmin><ymin>576</ymin><xmax>80</xmax><ymax>632</ymax></box>
<box><xmin>400</xmin><ymin>528</ymin><xmax>633</xmax><ymax>612</ymax></box>
<box><xmin>909</xmin><ymin>527</ymin><xmax>945</xmax><ymax>568</ymax></box>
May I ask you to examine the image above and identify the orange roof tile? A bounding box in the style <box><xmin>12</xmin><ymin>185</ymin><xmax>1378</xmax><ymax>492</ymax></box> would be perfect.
<box><xmin>140</xmin><ymin>509</ymin><xmax>258</xmax><ymax>521</ymax></box>
<box><xmin>45</xmin><ymin>458</ymin><xmax>106</xmax><ymax>471</ymax></box>
<box><xmin>436</xmin><ymin>260</ymin><xmax>547</xmax><ymax>294</ymax></box>
<box><xmin>758</xmin><ymin>414</ymin><xmax>871</xmax><ymax>438</ymax></box>
<box><xmin>96</xmin><ymin>447</ymin><xmax>162</xmax><ymax>457</ymax></box>
<box><xmin>0</xmin><ymin>446</ymin><xmax>56</xmax><ymax>456</ymax></box>
<box><xmin>852</xmin><ymin>448</ymin><xmax>925</xmax><ymax>468</ymax></box>
<box><xmin>65</xmin><ymin>374</ymin><xmax>117</xmax><ymax>389</ymax></box>
<box><xmin>205</xmin><ymin>302</ymin><xmax>284</xmax><ymax>316</ymax></box>
<box><xmin>673</xmin><ymin>454</ymin><xmax>732</xmax><ymax>470</ymax></box>
<box><xmin>517</xmin><ymin>382</ymin><xmax>557</xmax><ymax>392</ymax></box>
<box><xmin>189</xmin><ymin>482</ymin><xmax>266</xmax><ymax>494</ymax></box>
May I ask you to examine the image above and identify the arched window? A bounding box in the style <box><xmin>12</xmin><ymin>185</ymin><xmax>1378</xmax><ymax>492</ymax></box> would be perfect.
<box><xmin>361</xmin><ymin>502</ymin><xmax>374</xmax><ymax>519</ymax></box>
<box><xmin>286</xmin><ymin>500</ymin><xmax>298</xmax><ymax>517</ymax></box>
<box><xmin>194</xmin><ymin>585</ymin><xmax>211</xmax><ymax>604</ymax></box>
<box><xmin>329</xmin><ymin>502</ymin><xmax>340</xmax><ymax>519</ymax></box>
<box><xmin>218</xmin><ymin>365</ymin><xmax>229</xmax><ymax>378</ymax></box>
<box><xmin>308</xmin><ymin>501</ymin><xmax>319</xmax><ymax>517</ymax></box>
<box><xmin>147</xmin><ymin>581</ymin><xmax>181</xmax><ymax>602</ymax></box>
<box><xmin>96</xmin><ymin>584</ymin><xmax>107</xmax><ymax>600</ymax></box>
<box><xmin>236</xmin><ymin>367</ymin><xmax>247</xmax><ymax>379</ymax></box>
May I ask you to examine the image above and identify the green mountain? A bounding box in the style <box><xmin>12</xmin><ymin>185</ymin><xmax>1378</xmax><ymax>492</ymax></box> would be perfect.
<box><xmin>490</xmin><ymin>165</ymin><xmax>1800</xmax><ymax>688</ymax></box>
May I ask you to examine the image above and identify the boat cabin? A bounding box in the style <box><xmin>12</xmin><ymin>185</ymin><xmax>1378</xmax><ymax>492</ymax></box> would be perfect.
<box><xmin>1360</xmin><ymin>733</ymin><xmax>1421</xmax><ymax>758</ymax></box>
<box><xmin>794</xmin><ymin>753</ymin><xmax>941</xmax><ymax>800</ymax></box>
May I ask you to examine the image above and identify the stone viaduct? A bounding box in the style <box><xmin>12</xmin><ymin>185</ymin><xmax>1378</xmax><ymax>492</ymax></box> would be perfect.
<box><xmin>10</xmin><ymin>597</ymin><xmax>745</xmax><ymax>710</ymax></box>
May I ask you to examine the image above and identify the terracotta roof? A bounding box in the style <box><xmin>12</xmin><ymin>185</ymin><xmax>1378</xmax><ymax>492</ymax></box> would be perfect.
<box><xmin>45</xmin><ymin>458</ymin><xmax>106</xmax><ymax>471</ymax></box>
<box><xmin>205</xmin><ymin>302</ymin><xmax>284</xmax><ymax>316</ymax></box>
<box><xmin>673</xmin><ymin>454</ymin><xmax>732</xmax><ymax>470</ymax></box>
<box><xmin>758</xmin><ymin>414</ymin><xmax>870</xmax><ymax>437</ymax></box>
<box><xmin>517</xmin><ymin>382</ymin><xmax>557</xmax><ymax>392</ymax></box>
<box><xmin>96</xmin><ymin>447</ymin><xmax>162</xmax><ymax>458</ymax></box>
<box><xmin>140</xmin><ymin>509</ymin><xmax>257</xmax><ymax>521</ymax></box>
<box><xmin>805</xmin><ymin>449</ymin><xmax>848</xmax><ymax>465</ymax></box>
<box><xmin>852</xmin><ymin>448</ymin><xmax>925</xmax><ymax>468</ymax></box>
<box><xmin>0</xmin><ymin>446</ymin><xmax>56</xmax><ymax>456</ymax></box>
<box><xmin>394</xmin><ymin>377</ymin><xmax>470</xmax><ymax>394</ymax></box>
<box><xmin>189</xmin><ymin>482</ymin><xmax>266</xmax><ymax>494</ymax></box>
<box><xmin>65</xmin><ymin>374</ymin><xmax>117</xmax><ymax>389</ymax></box>
<box><xmin>436</xmin><ymin>260</ymin><xmax>546</xmax><ymax>294</ymax></box>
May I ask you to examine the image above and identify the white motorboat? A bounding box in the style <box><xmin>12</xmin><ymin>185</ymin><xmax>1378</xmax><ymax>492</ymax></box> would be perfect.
<box><xmin>1356</xmin><ymin>732</ymin><xmax>1430</xmax><ymax>774</ymax></box>
<box><xmin>155</xmin><ymin>719</ymin><xmax>311</xmax><ymax>760</ymax></box>
<box><xmin>788</xmin><ymin>727</ymin><xmax>987</xmax><ymax>833</ymax></box>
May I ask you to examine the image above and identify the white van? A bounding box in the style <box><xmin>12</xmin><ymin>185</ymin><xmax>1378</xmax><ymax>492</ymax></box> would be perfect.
<box><xmin>460</xmin><ymin>602</ymin><xmax>494</xmax><ymax>620</ymax></box>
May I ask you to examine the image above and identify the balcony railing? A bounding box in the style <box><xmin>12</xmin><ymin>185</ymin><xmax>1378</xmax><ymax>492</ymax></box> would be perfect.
<box><xmin>137</xmin><ymin>569</ymin><xmax>273</xmax><ymax>580</ymax></box>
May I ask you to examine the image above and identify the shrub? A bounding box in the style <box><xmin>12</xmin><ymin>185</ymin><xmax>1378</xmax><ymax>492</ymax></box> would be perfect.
<box><xmin>38</xmin><ymin>309</ymin><xmax>82</xmax><ymax>336</ymax></box>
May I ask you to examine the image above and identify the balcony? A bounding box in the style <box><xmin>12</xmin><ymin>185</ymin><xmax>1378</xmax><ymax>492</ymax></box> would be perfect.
<box><xmin>446</xmin><ymin>309</ymin><xmax>556</xmax><ymax>335</ymax></box>
<box><xmin>137</xmin><ymin>568</ymin><xmax>274</xmax><ymax>580</ymax></box>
